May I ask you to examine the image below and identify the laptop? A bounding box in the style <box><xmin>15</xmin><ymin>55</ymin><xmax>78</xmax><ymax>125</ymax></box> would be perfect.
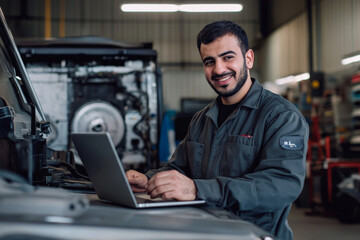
<box><xmin>70</xmin><ymin>132</ymin><xmax>205</xmax><ymax>208</ymax></box>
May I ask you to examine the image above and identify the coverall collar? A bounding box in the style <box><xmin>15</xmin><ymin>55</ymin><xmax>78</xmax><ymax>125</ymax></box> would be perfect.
<box><xmin>206</xmin><ymin>78</ymin><xmax>262</xmax><ymax>125</ymax></box>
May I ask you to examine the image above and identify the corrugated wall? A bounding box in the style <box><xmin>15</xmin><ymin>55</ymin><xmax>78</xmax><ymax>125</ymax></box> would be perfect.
<box><xmin>320</xmin><ymin>0</ymin><xmax>360</xmax><ymax>74</ymax></box>
<box><xmin>1</xmin><ymin>0</ymin><xmax>260</xmax><ymax>65</ymax></box>
<box><xmin>255</xmin><ymin>13</ymin><xmax>308</xmax><ymax>83</ymax></box>
<box><xmin>51</xmin><ymin>0</ymin><xmax>259</xmax><ymax>65</ymax></box>
<box><xmin>257</xmin><ymin>0</ymin><xmax>360</xmax><ymax>83</ymax></box>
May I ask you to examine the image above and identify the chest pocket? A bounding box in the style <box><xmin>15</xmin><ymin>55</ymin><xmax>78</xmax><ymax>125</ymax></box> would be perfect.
<box><xmin>220</xmin><ymin>135</ymin><xmax>258</xmax><ymax>177</ymax></box>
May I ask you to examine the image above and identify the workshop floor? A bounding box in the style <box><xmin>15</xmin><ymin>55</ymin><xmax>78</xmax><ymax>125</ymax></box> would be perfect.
<box><xmin>288</xmin><ymin>206</ymin><xmax>360</xmax><ymax>240</ymax></box>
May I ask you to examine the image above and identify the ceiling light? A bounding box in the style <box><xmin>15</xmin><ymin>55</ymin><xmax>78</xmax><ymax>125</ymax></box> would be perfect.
<box><xmin>341</xmin><ymin>53</ymin><xmax>360</xmax><ymax>65</ymax></box>
<box><xmin>179</xmin><ymin>4</ymin><xmax>243</xmax><ymax>12</ymax></box>
<box><xmin>276</xmin><ymin>72</ymin><xmax>310</xmax><ymax>85</ymax></box>
<box><xmin>276</xmin><ymin>76</ymin><xmax>295</xmax><ymax>85</ymax></box>
<box><xmin>294</xmin><ymin>73</ymin><xmax>310</xmax><ymax>82</ymax></box>
<box><xmin>120</xmin><ymin>4</ymin><xmax>243</xmax><ymax>13</ymax></box>
<box><xmin>121</xmin><ymin>4</ymin><xmax>178</xmax><ymax>12</ymax></box>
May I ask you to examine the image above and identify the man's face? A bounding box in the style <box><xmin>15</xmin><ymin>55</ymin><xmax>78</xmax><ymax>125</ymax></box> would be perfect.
<box><xmin>200</xmin><ymin>34</ymin><xmax>250</xmax><ymax>99</ymax></box>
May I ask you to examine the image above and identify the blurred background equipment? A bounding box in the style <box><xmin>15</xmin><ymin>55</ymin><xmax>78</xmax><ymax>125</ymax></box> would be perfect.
<box><xmin>17</xmin><ymin>37</ymin><xmax>163</xmax><ymax>170</ymax></box>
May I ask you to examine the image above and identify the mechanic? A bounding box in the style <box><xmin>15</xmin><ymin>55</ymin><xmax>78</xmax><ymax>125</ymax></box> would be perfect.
<box><xmin>126</xmin><ymin>20</ymin><xmax>309</xmax><ymax>240</ymax></box>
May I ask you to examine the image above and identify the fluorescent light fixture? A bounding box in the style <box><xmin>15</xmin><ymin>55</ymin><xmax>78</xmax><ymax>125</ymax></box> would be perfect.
<box><xmin>276</xmin><ymin>72</ymin><xmax>310</xmax><ymax>85</ymax></box>
<box><xmin>121</xmin><ymin>4</ymin><xmax>178</xmax><ymax>12</ymax></box>
<box><xmin>276</xmin><ymin>76</ymin><xmax>295</xmax><ymax>85</ymax></box>
<box><xmin>294</xmin><ymin>72</ymin><xmax>310</xmax><ymax>82</ymax></box>
<box><xmin>179</xmin><ymin>4</ymin><xmax>243</xmax><ymax>12</ymax></box>
<box><xmin>120</xmin><ymin>4</ymin><xmax>243</xmax><ymax>13</ymax></box>
<box><xmin>341</xmin><ymin>53</ymin><xmax>360</xmax><ymax>65</ymax></box>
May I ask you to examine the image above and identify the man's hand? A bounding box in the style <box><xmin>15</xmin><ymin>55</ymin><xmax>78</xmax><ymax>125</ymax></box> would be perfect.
<box><xmin>145</xmin><ymin>170</ymin><xmax>196</xmax><ymax>201</ymax></box>
<box><xmin>125</xmin><ymin>170</ymin><xmax>148</xmax><ymax>192</ymax></box>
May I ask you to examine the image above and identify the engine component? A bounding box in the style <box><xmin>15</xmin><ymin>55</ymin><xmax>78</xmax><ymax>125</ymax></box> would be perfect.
<box><xmin>70</xmin><ymin>100</ymin><xmax>125</xmax><ymax>147</ymax></box>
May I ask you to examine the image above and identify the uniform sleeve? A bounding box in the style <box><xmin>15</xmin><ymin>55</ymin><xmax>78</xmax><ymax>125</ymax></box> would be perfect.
<box><xmin>194</xmin><ymin>110</ymin><xmax>309</xmax><ymax>212</ymax></box>
<box><xmin>145</xmin><ymin>139</ymin><xmax>190</xmax><ymax>179</ymax></box>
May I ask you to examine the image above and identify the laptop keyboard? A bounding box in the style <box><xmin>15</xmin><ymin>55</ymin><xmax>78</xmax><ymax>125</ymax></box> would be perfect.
<box><xmin>135</xmin><ymin>193</ymin><xmax>174</xmax><ymax>203</ymax></box>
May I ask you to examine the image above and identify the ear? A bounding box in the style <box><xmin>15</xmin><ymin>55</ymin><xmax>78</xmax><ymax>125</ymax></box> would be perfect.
<box><xmin>245</xmin><ymin>49</ymin><xmax>254</xmax><ymax>69</ymax></box>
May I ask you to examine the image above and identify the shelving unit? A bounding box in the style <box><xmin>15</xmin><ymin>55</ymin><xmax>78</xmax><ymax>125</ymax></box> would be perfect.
<box><xmin>350</xmin><ymin>73</ymin><xmax>360</xmax><ymax>153</ymax></box>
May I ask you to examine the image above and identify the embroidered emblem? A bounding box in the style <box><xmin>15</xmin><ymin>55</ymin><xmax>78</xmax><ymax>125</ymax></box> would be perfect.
<box><xmin>280</xmin><ymin>136</ymin><xmax>304</xmax><ymax>150</ymax></box>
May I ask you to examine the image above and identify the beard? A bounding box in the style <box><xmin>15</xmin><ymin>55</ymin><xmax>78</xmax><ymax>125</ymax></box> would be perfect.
<box><xmin>207</xmin><ymin>62</ymin><xmax>248</xmax><ymax>98</ymax></box>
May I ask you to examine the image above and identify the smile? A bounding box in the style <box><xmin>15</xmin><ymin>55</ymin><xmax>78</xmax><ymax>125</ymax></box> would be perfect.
<box><xmin>218</xmin><ymin>75</ymin><xmax>232</xmax><ymax>82</ymax></box>
<box><xmin>212</xmin><ymin>71</ymin><xmax>235</xmax><ymax>82</ymax></box>
<box><xmin>212</xmin><ymin>73</ymin><xmax>234</xmax><ymax>87</ymax></box>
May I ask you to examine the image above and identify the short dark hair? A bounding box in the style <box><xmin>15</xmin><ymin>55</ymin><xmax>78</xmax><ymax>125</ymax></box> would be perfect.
<box><xmin>197</xmin><ymin>20</ymin><xmax>249</xmax><ymax>55</ymax></box>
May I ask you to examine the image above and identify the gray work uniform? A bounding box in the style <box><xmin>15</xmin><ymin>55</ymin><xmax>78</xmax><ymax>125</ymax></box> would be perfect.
<box><xmin>147</xmin><ymin>79</ymin><xmax>309</xmax><ymax>240</ymax></box>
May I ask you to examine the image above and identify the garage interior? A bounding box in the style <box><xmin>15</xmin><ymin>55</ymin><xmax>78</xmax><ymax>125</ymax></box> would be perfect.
<box><xmin>1</xmin><ymin>0</ymin><xmax>360</xmax><ymax>239</ymax></box>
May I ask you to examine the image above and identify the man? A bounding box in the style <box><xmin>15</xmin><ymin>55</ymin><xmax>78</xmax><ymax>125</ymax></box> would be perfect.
<box><xmin>126</xmin><ymin>20</ymin><xmax>309</xmax><ymax>240</ymax></box>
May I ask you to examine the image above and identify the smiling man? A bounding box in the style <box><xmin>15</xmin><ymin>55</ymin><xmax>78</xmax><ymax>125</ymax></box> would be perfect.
<box><xmin>126</xmin><ymin>20</ymin><xmax>309</xmax><ymax>240</ymax></box>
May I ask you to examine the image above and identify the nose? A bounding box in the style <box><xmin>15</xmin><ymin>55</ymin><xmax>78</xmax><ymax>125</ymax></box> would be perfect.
<box><xmin>213</xmin><ymin>60</ymin><xmax>226</xmax><ymax>75</ymax></box>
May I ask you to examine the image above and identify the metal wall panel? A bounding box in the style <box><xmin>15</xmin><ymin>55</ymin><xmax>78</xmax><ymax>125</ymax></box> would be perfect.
<box><xmin>321</xmin><ymin>0</ymin><xmax>360</xmax><ymax>74</ymax></box>
<box><xmin>3</xmin><ymin>0</ymin><xmax>260</xmax><ymax>64</ymax></box>
<box><xmin>256</xmin><ymin>13</ymin><xmax>308</xmax><ymax>83</ymax></box>
<box><xmin>257</xmin><ymin>0</ymin><xmax>360</xmax><ymax>83</ymax></box>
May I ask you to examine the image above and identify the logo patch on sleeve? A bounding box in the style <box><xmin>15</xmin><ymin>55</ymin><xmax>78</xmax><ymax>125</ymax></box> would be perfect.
<box><xmin>280</xmin><ymin>136</ymin><xmax>304</xmax><ymax>150</ymax></box>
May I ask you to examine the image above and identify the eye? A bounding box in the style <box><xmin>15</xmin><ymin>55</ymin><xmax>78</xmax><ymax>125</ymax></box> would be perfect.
<box><xmin>203</xmin><ymin>59</ymin><xmax>214</xmax><ymax>67</ymax></box>
<box><xmin>223</xmin><ymin>55</ymin><xmax>234</xmax><ymax>61</ymax></box>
